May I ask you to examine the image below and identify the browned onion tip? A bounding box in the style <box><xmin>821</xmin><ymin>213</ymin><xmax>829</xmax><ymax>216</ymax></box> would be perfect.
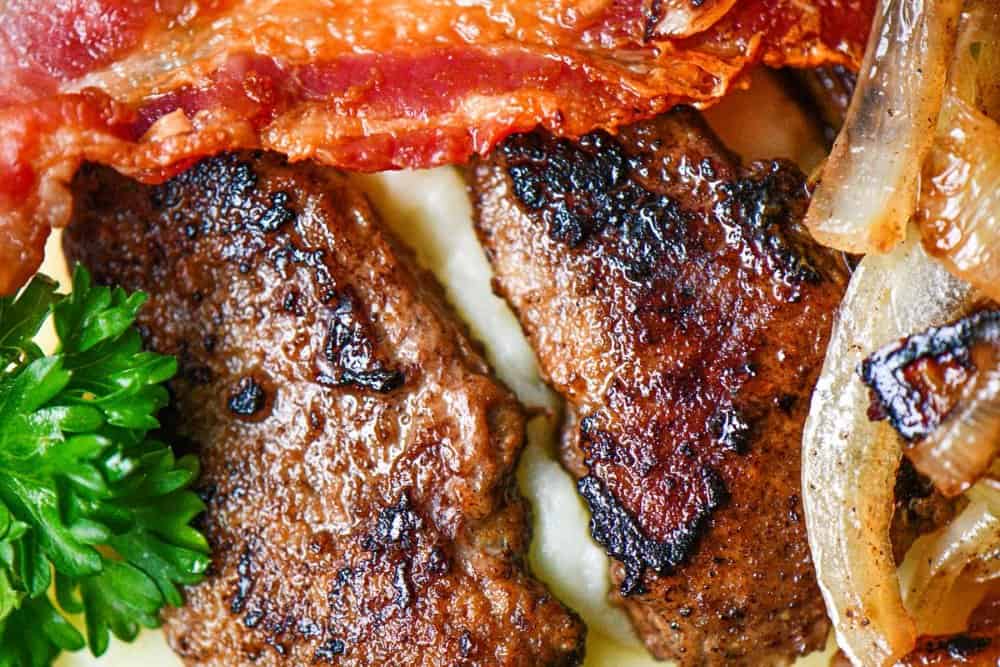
<box><xmin>900</xmin><ymin>487</ymin><xmax>1000</xmax><ymax>635</ymax></box>
<box><xmin>908</xmin><ymin>344</ymin><xmax>1000</xmax><ymax>497</ymax></box>
<box><xmin>917</xmin><ymin>0</ymin><xmax>1000</xmax><ymax>306</ymax></box>
<box><xmin>804</xmin><ymin>0</ymin><xmax>962</xmax><ymax>254</ymax></box>
<box><xmin>803</xmin><ymin>234</ymin><xmax>974</xmax><ymax>666</ymax></box>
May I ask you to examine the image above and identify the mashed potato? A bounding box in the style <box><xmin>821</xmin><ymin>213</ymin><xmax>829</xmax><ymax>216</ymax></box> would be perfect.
<box><xmin>52</xmin><ymin>69</ymin><xmax>833</xmax><ymax>667</ymax></box>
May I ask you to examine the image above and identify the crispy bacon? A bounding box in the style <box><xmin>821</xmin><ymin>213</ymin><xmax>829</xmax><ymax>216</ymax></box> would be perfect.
<box><xmin>0</xmin><ymin>0</ymin><xmax>874</xmax><ymax>294</ymax></box>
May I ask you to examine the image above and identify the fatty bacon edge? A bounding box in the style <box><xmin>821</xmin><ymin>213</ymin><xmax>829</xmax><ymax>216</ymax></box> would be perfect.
<box><xmin>0</xmin><ymin>0</ymin><xmax>875</xmax><ymax>295</ymax></box>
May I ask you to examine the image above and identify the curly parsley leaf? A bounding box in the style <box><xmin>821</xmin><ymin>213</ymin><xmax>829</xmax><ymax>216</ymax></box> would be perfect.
<box><xmin>0</xmin><ymin>266</ymin><xmax>209</xmax><ymax>665</ymax></box>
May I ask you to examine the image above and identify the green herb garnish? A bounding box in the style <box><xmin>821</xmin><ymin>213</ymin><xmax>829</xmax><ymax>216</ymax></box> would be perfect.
<box><xmin>0</xmin><ymin>266</ymin><xmax>208</xmax><ymax>666</ymax></box>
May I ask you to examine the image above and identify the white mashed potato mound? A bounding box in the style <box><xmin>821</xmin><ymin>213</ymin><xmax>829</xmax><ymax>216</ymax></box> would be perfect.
<box><xmin>54</xmin><ymin>69</ymin><xmax>835</xmax><ymax>666</ymax></box>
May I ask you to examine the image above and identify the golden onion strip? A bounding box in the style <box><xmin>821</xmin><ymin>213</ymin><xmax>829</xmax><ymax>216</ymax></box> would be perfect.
<box><xmin>903</xmin><ymin>2</ymin><xmax>1000</xmax><ymax>493</ymax></box>
<box><xmin>919</xmin><ymin>99</ymin><xmax>1000</xmax><ymax>305</ymax></box>
<box><xmin>943</xmin><ymin>1</ymin><xmax>1000</xmax><ymax>120</ymax></box>
<box><xmin>907</xmin><ymin>344</ymin><xmax>1000</xmax><ymax>496</ymax></box>
<box><xmin>917</xmin><ymin>1</ymin><xmax>1000</xmax><ymax>302</ymax></box>
<box><xmin>802</xmin><ymin>233</ymin><xmax>974</xmax><ymax>666</ymax></box>
<box><xmin>900</xmin><ymin>488</ymin><xmax>1000</xmax><ymax>635</ymax></box>
<box><xmin>804</xmin><ymin>0</ymin><xmax>962</xmax><ymax>254</ymax></box>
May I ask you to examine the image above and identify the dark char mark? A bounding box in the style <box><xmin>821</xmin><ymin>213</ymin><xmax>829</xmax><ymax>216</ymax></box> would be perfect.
<box><xmin>945</xmin><ymin>635</ymin><xmax>992</xmax><ymax>660</ymax></box>
<box><xmin>502</xmin><ymin>129</ymin><xmax>688</xmax><ymax>278</ymax></box>
<box><xmin>314</xmin><ymin>638</ymin><xmax>346</xmax><ymax>662</ymax></box>
<box><xmin>861</xmin><ymin>309</ymin><xmax>1000</xmax><ymax>441</ymax></box>
<box><xmin>151</xmin><ymin>152</ymin><xmax>339</xmax><ymax>296</ymax></box>
<box><xmin>227</xmin><ymin>376</ymin><xmax>267</xmax><ymax>417</ymax></box>
<box><xmin>231</xmin><ymin>545</ymin><xmax>255</xmax><ymax>614</ymax></box>
<box><xmin>578</xmin><ymin>470</ymin><xmax>727</xmax><ymax>596</ymax></box>
<box><xmin>253</xmin><ymin>191</ymin><xmax>295</xmax><ymax>233</ymax></box>
<box><xmin>709</xmin><ymin>407</ymin><xmax>751</xmax><ymax>454</ymax></box>
<box><xmin>502</xmin><ymin>124</ymin><xmax>818</xmax><ymax>286</ymax></box>
<box><xmin>321</xmin><ymin>292</ymin><xmax>405</xmax><ymax>394</ymax></box>
<box><xmin>715</xmin><ymin>161</ymin><xmax>822</xmax><ymax>286</ymax></box>
<box><xmin>365</xmin><ymin>494</ymin><xmax>423</xmax><ymax>551</ymax></box>
<box><xmin>152</xmin><ymin>153</ymin><xmax>409</xmax><ymax>396</ymax></box>
<box><xmin>152</xmin><ymin>154</ymin><xmax>294</xmax><ymax>237</ymax></box>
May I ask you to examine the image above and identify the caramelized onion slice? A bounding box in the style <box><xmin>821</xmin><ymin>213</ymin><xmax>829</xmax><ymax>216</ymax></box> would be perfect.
<box><xmin>963</xmin><ymin>478</ymin><xmax>1000</xmax><ymax>583</ymax></box>
<box><xmin>917</xmin><ymin>2</ymin><xmax>1000</xmax><ymax>303</ymax></box>
<box><xmin>943</xmin><ymin>1</ymin><xmax>1000</xmax><ymax>121</ymax></box>
<box><xmin>805</xmin><ymin>0</ymin><xmax>962</xmax><ymax>254</ymax></box>
<box><xmin>803</xmin><ymin>233</ymin><xmax>974</xmax><ymax>666</ymax></box>
<box><xmin>908</xmin><ymin>341</ymin><xmax>1000</xmax><ymax>496</ymax></box>
<box><xmin>901</xmin><ymin>482</ymin><xmax>1000</xmax><ymax>634</ymax></box>
<box><xmin>919</xmin><ymin>98</ymin><xmax>1000</xmax><ymax>305</ymax></box>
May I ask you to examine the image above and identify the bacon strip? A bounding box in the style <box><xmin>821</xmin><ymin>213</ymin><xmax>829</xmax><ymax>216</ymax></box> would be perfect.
<box><xmin>0</xmin><ymin>0</ymin><xmax>874</xmax><ymax>294</ymax></box>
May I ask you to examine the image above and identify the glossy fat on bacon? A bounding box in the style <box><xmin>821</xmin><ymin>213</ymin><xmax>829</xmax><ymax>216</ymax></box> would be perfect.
<box><xmin>0</xmin><ymin>0</ymin><xmax>876</xmax><ymax>296</ymax></box>
<box><xmin>63</xmin><ymin>153</ymin><xmax>585</xmax><ymax>666</ymax></box>
<box><xmin>469</xmin><ymin>108</ymin><xmax>848</xmax><ymax>665</ymax></box>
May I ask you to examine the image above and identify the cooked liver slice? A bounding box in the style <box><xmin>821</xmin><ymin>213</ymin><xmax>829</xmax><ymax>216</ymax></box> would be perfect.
<box><xmin>470</xmin><ymin>108</ymin><xmax>847</xmax><ymax>665</ymax></box>
<box><xmin>65</xmin><ymin>153</ymin><xmax>585</xmax><ymax>666</ymax></box>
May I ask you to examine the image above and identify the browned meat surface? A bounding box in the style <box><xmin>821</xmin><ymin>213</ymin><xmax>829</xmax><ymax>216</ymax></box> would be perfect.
<box><xmin>470</xmin><ymin>108</ymin><xmax>848</xmax><ymax>665</ymax></box>
<box><xmin>63</xmin><ymin>154</ymin><xmax>585</xmax><ymax>666</ymax></box>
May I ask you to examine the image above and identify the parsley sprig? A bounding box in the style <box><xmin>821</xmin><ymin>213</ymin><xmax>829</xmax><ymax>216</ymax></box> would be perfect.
<box><xmin>0</xmin><ymin>267</ymin><xmax>209</xmax><ymax>666</ymax></box>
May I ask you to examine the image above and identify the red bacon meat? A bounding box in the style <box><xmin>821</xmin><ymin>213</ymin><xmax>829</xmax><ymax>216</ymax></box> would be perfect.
<box><xmin>0</xmin><ymin>0</ymin><xmax>874</xmax><ymax>294</ymax></box>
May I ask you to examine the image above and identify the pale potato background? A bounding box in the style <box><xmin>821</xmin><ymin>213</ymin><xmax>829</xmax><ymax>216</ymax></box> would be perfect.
<box><xmin>50</xmin><ymin>70</ymin><xmax>834</xmax><ymax>666</ymax></box>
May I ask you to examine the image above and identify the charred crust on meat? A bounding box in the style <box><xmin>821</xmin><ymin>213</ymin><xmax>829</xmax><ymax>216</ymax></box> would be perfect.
<box><xmin>501</xmin><ymin>129</ymin><xmax>689</xmax><ymax>277</ymax></box>
<box><xmin>227</xmin><ymin>376</ymin><xmax>268</xmax><ymax>418</ymax></box>
<box><xmin>150</xmin><ymin>152</ymin><xmax>336</xmax><ymax>290</ymax></box>
<box><xmin>328</xmin><ymin>566</ymin><xmax>354</xmax><ymax>602</ymax></box>
<box><xmin>148</xmin><ymin>153</ymin><xmax>408</xmax><ymax>398</ymax></box>
<box><xmin>314</xmin><ymin>638</ymin><xmax>346</xmax><ymax>662</ymax></box>
<box><xmin>365</xmin><ymin>494</ymin><xmax>423</xmax><ymax>551</ymax></box>
<box><xmin>458</xmin><ymin>629</ymin><xmax>474</xmax><ymax>657</ymax></box>
<box><xmin>709</xmin><ymin>407</ymin><xmax>751</xmax><ymax>453</ymax></box>
<box><xmin>578</xmin><ymin>416</ymin><xmax>658</xmax><ymax>476</ymax></box>
<box><xmin>282</xmin><ymin>289</ymin><xmax>302</xmax><ymax>314</ymax></box>
<box><xmin>253</xmin><ymin>191</ymin><xmax>295</xmax><ymax>233</ymax></box>
<box><xmin>242</xmin><ymin>608</ymin><xmax>263</xmax><ymax>629</ymax></box>
<box><xmin>151</xmin><ymin>153</ymin><xmax>259</xmax><ymax>227</ymax></box>
<box><xmin>501</xmin><ymin>122</ymin><xmax>818</xmax><ymax>287</ymax></box>
<box><xmin>945</xmin><ymin>635</ymin><xmax>992</xmax><ymax>659</ymax></box>
<box><xmin>319</xmin><ymin>292</ymin><xmax>405</xmax><ymax>393</ymax></box>
<box><xmin>267</xmin><ymin>243</ymin><xmax>335</xmax><ymax>294</ymax></box>
<box><xmin>393</xmin><ymin>561</ymin><xmax>413</xmax><ymax>609</ymax></box>
<box><xmin>427</xmin><ymin>546</ymin><xmax>450</xmax><ymax>576</ymax></box>
<box><xmin>232</xmin><ymin>544</ymin><xmax>255</xmax><ymax>614</ymax></box>
<box><xmin>578</xmin><ymin>471</ymin><xmax>726</xmax><ymax>596</ymax></box>
<box><xmin>716</xmin><ymin>161</ymin><xmax>820</xmax><ymax>287</ymax></box>
<box><xmin>861</xmin><ymin>309</ymin><xmax>1000</xmax><ymax>441</ymax></box>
